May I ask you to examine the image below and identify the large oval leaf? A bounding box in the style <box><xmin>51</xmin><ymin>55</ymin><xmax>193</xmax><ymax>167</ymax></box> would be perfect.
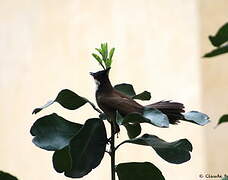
<box><xmin>64</xmin><ymin>118</ymin><xmax>107</xmax><ymax>178</ymax></box>
<box><xmin>114</xmin><ymin>83</ymin><xmax>151</xmax><ymax>101</ymax></box>
<box><xmin>117</xmin><ymin>134</ymin><xmax>192</xmax><ymax>164</ymax></box>
<box><xmin>53</xmin><ymin>146</ymin><xmax>72</xmax><ymax>173</ymax></box>
<box><xmin>114</xmin><ymin>83</ymin><xmax>136</xmax><ymax>97</ymax></box>
<box><xmin>30</xmin><ymin>113</ymin><xmax>82</xmax><ymax>151</ymax></box>
<box><xmin>116</xmin><ymin>162</ymin><xmax>165</xmax><ymax>180</ymax></box>
<box><xmin>143</xmin><ymin>108</ymin><xmax>169</xmax><ymax>127</ymax></box>
<box><xmin>183</xmin><ymin>111</ymin><xmax>210</xmax><ymax>126</ymax></box>
<box><xmin>124</xmin><ymin>123</ymin><xmax>141</xmax><ymax>139</ymax></box>
<box><xmin>32</xmin><ymin>89</ymin><xmax>101</xmax><ymax>114</ymax></box>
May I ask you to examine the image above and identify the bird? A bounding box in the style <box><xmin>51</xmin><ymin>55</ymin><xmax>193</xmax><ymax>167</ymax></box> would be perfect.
<box><xmin>90</xmin><ymin>67</ymin><xmax>185</xmax><ymax>132</ymax></box>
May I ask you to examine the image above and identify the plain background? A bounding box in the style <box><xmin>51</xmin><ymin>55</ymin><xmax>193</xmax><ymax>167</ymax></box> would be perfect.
<box><xmin>0</xmin><ymin>0</ymin><xmax>228</xmax><ymax>180</ymax></box>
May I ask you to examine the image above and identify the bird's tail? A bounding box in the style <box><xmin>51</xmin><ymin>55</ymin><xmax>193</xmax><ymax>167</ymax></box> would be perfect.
<box><xmin>145</xmin><ymin>100</ymin><xmax>185</xmax><ymax>124</ymax></box>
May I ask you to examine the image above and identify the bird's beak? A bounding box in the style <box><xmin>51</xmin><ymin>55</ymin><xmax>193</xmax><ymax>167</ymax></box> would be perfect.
<box><xmin>89</xmin><ymin>72</ymin><xmax>94</xmax><ymax>76</ymax></box>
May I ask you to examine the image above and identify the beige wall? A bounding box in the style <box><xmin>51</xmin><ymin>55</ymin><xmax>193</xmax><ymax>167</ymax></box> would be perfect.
<box><xmin>0</xmin><ymin>1</ymin><xmax>227</xmax><ymax>180</ymax></box>
<box><xmin>200</xmin><ymin>0</ymin><xmax>228</xmax><ymax>175</ymax></box>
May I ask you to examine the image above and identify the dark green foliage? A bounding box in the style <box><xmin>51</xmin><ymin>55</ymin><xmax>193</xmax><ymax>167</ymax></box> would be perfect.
<box><xmin>204</xmin><ymin>22</ymin><xmax>228</xmax><ymax>57</ymax></box>
<box><xmin>124</xmin><ymin>123</ymin><xmax>142</xmax><ymax>139</ymax></box>
<box><xmin>183</xmin><ymin>111</ymin><xmax>210</xmax><ymax>126</ymax></box>
<box><xmin>116</xmin><ymin>162</ymin><xmax>165</xmax><ymax>180</ymax></box>
<box><xmin>204</xmin><ymin>46</ymin><xmax>228</xmax><ymax>58</ymax></box>
<box><xmin>114</xmin><ymin>83</ymin><xmax>151</xmax><ymax>101</ymax></box>
<box><xmin>30</xmin><ymin>113</ymin><xmax>82</xmax><ymax>151</ymax></box>
<box><xmin>53</xmin><ymin>147</ymin><xmax>71</xmax><ymax>173</ymax></box>
<box><xmin>117</xmin><ymin>134</ymin><xmax>192</xmax><ymax>164</ymax></box>
<box><xmin>133</xmin><ymin>91</ymin><xmax>151</xmax><ymax>101</ymax></box>
<box><xmin>0</xmin><ymin>171</ymin><xmax>18</xmax><ymax>180</ymax></box>
<box><xmin>217</xmin><ymin>114</ymin><xmax>228</xmax><ymax>127</ymax></box>
<box><xmin>64</xmin><ymin>119</ymin><xmax>107</xmax><ymax>178</ymax></box>
<box><xmin>114</xmin><ymin>83</ymin><xmax>136</xmax><ymax>97</ymax></box>
<box><xmin>209</xmin><ymin>23</ymin><xmax>228</xmax><ymax>47</ymax></box>
<box><xmin>32</xmin><ymin>89</ymin><xmax>101</xmax><ymax>114</ymax></box>
<box><xmin>32</xmin><ymin>89</ymin><xmax>88</xmax><ymax>114</ymax></box>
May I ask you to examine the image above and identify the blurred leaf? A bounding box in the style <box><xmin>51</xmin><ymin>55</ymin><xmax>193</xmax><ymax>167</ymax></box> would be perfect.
<box><xmin>133</xmin><ymin>91</ymin><xmax>151</xmax><ymax>101</ymax></box>
<box><xmin>53</xmin><ymin>146</ymin><xmax>72</xmax><ymax>173</ymax></box>
<box><xmin>109</xmin><ymin>48</ymin><xmax>115</xmax><ymax>60</ymax></box>
<box><xmin>118</xmin><ymin>134</ymin><xmax>192</xmax><ymax>164</ymax></box>
<box><xmin>222</xmin><ymin>177</ymin><xmax>228</xmax><ymax>180</ymax></box>
<box><xmin>0</xmin><ymin>171</ymin><xmax>18</xmax><ymax>180</ymax></box>
<box><xmin>64</xmin><ymin>118</ymin><xmax>107</xmax><ymax>178</ymax></box>
<box><xmin>95</xmin><ymin>48</ymin><xmax>104</xmax><ymax>57</ymax></box>
<box><xmin>32</xmin><ymin>89</ymin><xmax>100</xmax><ymax>114</ymax></box>
<box><xmin>209</xmin><ymin>22</ymin><xmax>228</xmax><ymax>47</ymax></box>
<box><xmin>143</xmin><ymin>108</ymin><xmax>169</xmax><ymax>127</ymax></box>
<box><xmin>116</xmin><ymin>162</ymin><xmax>165</xmax><ymax>180</ymax></box>
<box><xmin>114</xmin><ymin>83</ymin><xmax>136</xmax><ymax>97</ymax></box>
<box><xmin>30</xmin><ymin>113</ymin><xmax>82</xmax><ymax>151</ymax></box>
<box><xmin>106</xmin><ymin>58</ymin><xmax>112</xmax><ymax>68</ymax></box>
<box><xmin>92</xmin><ymin>53</ymin><xmax>102</xmax><ymax>64</ymax></box>
<box><xmin>217</xmin><ymin>114</ymin><xmax>228</xmax><ymax>126</ymax></box>
<box><xmin>203</xmin><ymin>45</ymin><xmax>228</xmax><ymax>58</ymax></box>
<box><xmin>124</xmin><ymin>123</ymin><xmax>141</xmax><ymax>139</ymax></box>
<box><xmin>183</xmin><ymin>111</ymin><xmax>210</xmax><ymax>126</ymax></box>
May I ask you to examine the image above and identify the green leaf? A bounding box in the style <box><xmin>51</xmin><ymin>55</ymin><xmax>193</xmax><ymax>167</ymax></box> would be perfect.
<box><xmin>116</xmin><ymin>109</ymin><xmax>169</xmax><ymax>128</ymax></box>
<box><xmin>143</xmin><ymin>108</ymin><xmax>169</xmax><ymax>127</ymax></box>
<box><xmin>203</xmin><ymin>45</ymin><xmax>228</xmax><ymax>58</ymax></box>
<box><xmin>0</xmin><ymin>171</ymin><xmax>18</xmax><ymax>180</ymax></box>
<box><xmin>53</xmin><ymin>146</ymin><xmax>72</xmax><ymax>173</ymax></box>
<box><xmin>209</xmin><ymin>22</ymin><xmax>228</xmax><ymax>47</ymax></box>
<box><xmin>92</xmin><ymin>53</ymin><xmax>102</xmax><ymax>63</ymax></box>
<box><xmin>222</xmin><ymin>177</ymin><xmax>228</xmax><ymax>180</ymax></box>
<box><xmin>105</xmin><ymin>58</ymin><xmax>112</xmax><ymax>68</ymax></box>
<box><xmin>55</xmin><ymin>89</ymin><xmax>87</xmax><ymax>110</ymax></box>
<box><xmin>101</xmin><ymin>43</ymin><xmax>108</xmax><ymax>60</ymax></box>
<box><xmin>133</xmin><ymin>91</ymin><xmax>151</xmax><ymax>101</ymax></box>
<box><xmin>109</xmin><ymin>48</ymin><xmax>115</xmax><ymax>60</ymax></box>
<box><xmin>30</xmin><ymin>113</ymin><xmax>82</xmax><ymax>151</ymax></box>
<box><xmin>32</xmin><ymin>89</ymin><xmax>97</xmax><ymax>114</ymax></box>
<box><xmin>114</xmin><ymin>83</ymin><xmax>136</xmax><ymax>97</ymax></box>
<box><xmin>117</xmin><ymin>134</ymin><xmax>192</xmax><ymax>164</ymax></box>
<box><xmin>183</xmin><ymin>111</ymin><xmax>210</xmax><ymax>126</ymax></box>
<box><xmin>114</xmin><ymin>83</ymin><xmax>151</xmax><ymax>101</ymax></box>
<box><xmin>64</xmin><ymin>118</ymin><xmax>107</xmax><ymax>178</ymax></box>
<box><xmin>124</xmin><ymin>123</ymin><xmax>141</xmax><ymax>139</ymax></box>
<box><xmin>116</xmin><ymin>162</ymin><xmax>165</xmax><ymax>180</ymax></box>
<box><xmin>217</xmin><ymin>114</ymin><xmax>228</xmax><ymax>126</ymax></box>
<box><xmin>95</xmin><ymin>48</ymin><xmax>104</xmax><ymax>58</ymax></box>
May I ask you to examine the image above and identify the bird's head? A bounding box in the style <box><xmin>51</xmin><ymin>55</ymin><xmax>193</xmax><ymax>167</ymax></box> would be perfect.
<box><xmin>90</xmin><ymin>67</ymin><xmax>111</xmax><ymax>90</ymax></box>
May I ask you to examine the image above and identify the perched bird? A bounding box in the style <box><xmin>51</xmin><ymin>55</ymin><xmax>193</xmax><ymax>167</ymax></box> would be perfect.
<box><xmin>90</xmin><ymin>68</ymin><xmax>185</xmax><ymax>131</ymax></box>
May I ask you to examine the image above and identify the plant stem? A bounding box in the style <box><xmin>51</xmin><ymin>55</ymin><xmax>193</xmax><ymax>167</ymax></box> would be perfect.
<box><xmin>110</xmin><ymin>121</ymin><xmax>116</xmax><ymax>180</ymax></box>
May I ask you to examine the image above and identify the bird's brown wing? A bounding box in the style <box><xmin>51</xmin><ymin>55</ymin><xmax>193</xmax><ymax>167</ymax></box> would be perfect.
<box><xmin>98</xmin><ymin>96</ymin><xmax>143</xmax><ymax>117</ymax></box>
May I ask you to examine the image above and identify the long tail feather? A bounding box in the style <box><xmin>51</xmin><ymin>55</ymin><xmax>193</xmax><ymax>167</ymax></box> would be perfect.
<box><xmin>145</xmin><ymin>100</ymin><xmax>185</xmax><ymax>124</ymax></box>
